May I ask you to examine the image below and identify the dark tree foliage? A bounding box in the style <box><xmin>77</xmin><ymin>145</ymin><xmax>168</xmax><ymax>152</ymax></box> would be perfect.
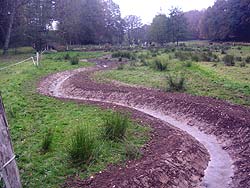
<box><xmin>200</xmin><ymin>0</ymin><xmax>250</xmax><ymax>42</ymax></box>
<box><xmin>149</xmin><ymin>14</ymin><xmax>170</xmax><ymax>44</ymax></box>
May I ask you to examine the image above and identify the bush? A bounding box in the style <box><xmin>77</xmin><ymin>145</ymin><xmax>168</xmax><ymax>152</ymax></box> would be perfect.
<box><xmin>239</xmin><ymin>62</ymin><xmax>246</xmax><ymax>67</ymax></box>
<box><xmin>41</xmin><ymin>129</ymin><xmax>53</xmax><ymax>153</ymax></box>
<box><xmin>68</xmin><ymin>125</ymin><xmax>96</xmax><ymax>163</ymax></box>
<box><xmin>166</xmin><ymin>74</ymin><xmax>186</xmax><ymax>92</ymax></box>
<box><xmin>191</xmin><ymin>54</ymin><xmax>199</xmax><ymax>62</ymax></box>
<box><xmin>183</xmin><ymin>61</ymin><xmax>192</xmax><ymax>67</ymax></box>
<box><xmin>112</xmin><ymin>51</ymin><xmax>135</xmax><ymax>60</ymax></box>
<box><xmin>103</xmin><ymin>112</ymin><xmax>129</xmax><ymax>142</ymax></box>
<box><xmin>70</xmin><ymin>56</ymin><xmax>79</xmax><ymax>65</ymax></box>
<box><xmin>245</xmin><ymin>56</ymin><xmax>250</xmax><ymax>63</ymax></box>
<box><xmin>235</xmin><ymin>56</ymin><xmax>242</xmax><ymax>61</ymax></box>
<box><xmin>117</xmin><ymin>63</ymin><xmax>124</xmax><ymax>70</ymax></box>
<box><xmin>64</xmin><ymin>53</ymin><xmax>70</xmax><ymax>60</ymax></box>
<box><xmin>124</xmin><ymin>141</ymin><xmax>141</xmax><ymax>160</ymax></box>
<box><xmin>174</xmin><ymin>51</ymin><xmax>190</xmax><ymax>61</ymax></box>
<box><xmin>223</xmin><ymin>55</ymin><xmax>235</xmax><ymax>66</ymax></box>
<box><xmin>151</xmin><ymin>58</ymin><xmax>168</xmax><ymax>71</ymax></box>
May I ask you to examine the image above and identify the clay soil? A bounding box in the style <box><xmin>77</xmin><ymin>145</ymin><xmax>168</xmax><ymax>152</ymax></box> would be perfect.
<box><xmin>38</xmin><ymin>56</ymin><xmax>250</xmax><ymax>188</ymax></box>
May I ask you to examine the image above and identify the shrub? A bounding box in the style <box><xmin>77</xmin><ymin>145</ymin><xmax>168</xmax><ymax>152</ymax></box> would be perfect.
<box><xmin>124</xmin><ymin>141</ymin><xmax>141</xmax><ymax>160</ymax></box>
<box><xmin>112</xmin><ymin>51</ymin><xmax>135</xmax><ymax>60</ymax></box>
<box><xmin>245</xmin><ymin>56</ymin><xmax>250</xmax><ymax>63</ymax></box>
<box><xmin>166</xmin><ymin>74</ymin><xmax>186</xmax><ymax>92</ymax></box>
<box><xmin>174</xmin><ymin>51</ymin><xmax>190</xmax><ymax>61</ymax></box>
<box><xmin>151</xmin><ymin>58</ymin><xmax>168</xmax><ymax>71</ymax></box>
<box><xmin>239</xmin><ymin>62</ymin><xmax>246</xmax><ymax>67</ymax></box>
<box><xmin>235</xmin><ymin>56</ymin><xmax>242</xmax><ymax>61</ymax></box>
<box><xmin>103</xmin><ymin>112</ymin><xmax>129</xmax><ymax>142</ymax></box>
<box><xmin>70</xmin><ymin>56</ymin><xmax>79</xmax><ymax>65</ymax></box>
<box><xmin>183</xmin><ymin>61</ymin><xmax>192</xmax><ymax>67</ymax></box>
<box><xmin>117</xmin><ymin>63</ymin><xmax>124</xmax><ymax>70</ymax></box>
<box><xmin>221</xmin><ymin>50</ymin><xmax>227</xmax><ymax>54</ymax></box>
<box><xmin>191</xmin><ymin>54</ymin><xmax>199</xmax><ymax>62</ymax></box>
<box><xmin>68</xmin><ymin>125</ymin><xmax>96</xmax><ymax>163</ymax></box>
<box><xmin>41</xmin><ymin>129</ymin><xmax>53</xmax><ymax>153</ymax></box>
<box><xmin>223</xmin><ymin>55</ymin><xmax>235</xmax><ymax>66</ymax></box>
<box><xmin>64</xmin><ymin>53</ymin><xmax>70</xmax><ymax>60</ymax></box>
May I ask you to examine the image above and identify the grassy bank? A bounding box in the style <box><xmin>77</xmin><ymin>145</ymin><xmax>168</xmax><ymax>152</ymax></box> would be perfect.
<box><xmin>0</xmin><ymin>51</ymin><xmax>149</xmax><ymax>187</ymax></box>
<box><xmin>95</xmin><ymin>45</ymin><xmax>250</xmax><ymax>106</ymax></box>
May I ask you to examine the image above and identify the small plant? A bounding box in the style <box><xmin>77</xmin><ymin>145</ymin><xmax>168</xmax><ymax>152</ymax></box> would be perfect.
<box><xmin>70</xmin><ymin>56</ymin><xmax>79</xmax><ymax>65</ymax></box>
<box><xmin>245</xmin><ymin>56</ymin><xmax>250</xmax><ymax>63</ymax></box>
<box><xmin>117</xmin><ymin>63</ymin><xmax>124</xmax><ymax>70</ymax></box>
<box><xmin>41</xmin><ymin>129</ymin><xmax>53</xmax><ymax>153</ymax></box>
<box><xmin>235</xmin><ymin>56</ymin><xmax>242</xmax><ymax>61</ymax></box>
<box><xmin>151</xmin><ymin>58</ymin><xmax>168</xmax><ymax>71</ymax></box>
<box><xmin>239</xmin><ymin>62</ymin><xmax>246</xmax><ymax>67</ymax></box>
<box><xmin>103</xmin><ymin>112</ymin><xmax>129</xmax><ymax>142</ymax></box>
<box><xmin>223</xmin><ymin>55</ymin><xmax>235</xmax><ymax>66</ymax></box>
<box><xmin>64</xmin><ymin>53</ymin><xmax>70</xmax><ymax>60</ymax></box>
<box><xmin>166</xmin><ymin>74</ymin><xmax>186</xmax><ymax>92</ymax></box>
<box><xmin>124</xmin><ymin>140</ymin><xmax>141</xmax><ymax>160</ymax></box>
<box><xmin>68</xmin><ymin>125</ymin><xmax>96</xmax><ymax>163</ymax></box>
<box><xmin>183</xmin><ymin>61</ymin><xmax>192</xmax><ymax>67</ymax></box>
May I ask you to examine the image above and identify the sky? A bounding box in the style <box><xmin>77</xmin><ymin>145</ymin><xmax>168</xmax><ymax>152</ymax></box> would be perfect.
<box><xmin>113</xmin><ymin>0</ymin><xmax>215</xmax><ymax>24</ymax></box>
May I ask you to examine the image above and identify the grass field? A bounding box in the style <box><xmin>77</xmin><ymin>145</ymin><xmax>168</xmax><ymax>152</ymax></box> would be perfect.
<box><xmin>0</xmin><ymin>51</ymin><xmax>149</xmax><ymax>187</ymax></box>
<box><xmin>95</xmin><ymin>44</ymin><xmax>250</xmax><ymax>106</ymax></box>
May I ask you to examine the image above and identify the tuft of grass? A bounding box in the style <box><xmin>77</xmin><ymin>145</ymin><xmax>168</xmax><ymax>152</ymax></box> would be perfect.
<box><xmin>64</xmin><ymin>53</ymin><xmax>70</xmax><ymax>60</ymax></box>
<box><xmin>166</xmin><ymin>74</ymin><xmax>186</xmax><ymax>92</ymax></box>
<box><xmin>41</xmin><ymin>128</ymin><xmax>53</xmax><ymax>153</ymax></box>
<box><xmin>151</xmin><ymin>58</ymin><xmax>168</xmax><ymax>71</ymax></box>
<box><xmin>103</xmin><ymin>112</ymin><xmax>129</xmax><ymax>142</ymax></box>
<box><xmin>117</xmin><ymin>63</ymin><xmax>124</xmax><ymax>70</ymax></box>
<box><xmin>70</xmin><ymin>56</ymin><xmax>79</xmax><ymax>65</ymax></box>
<box><xmin>68</xmin><ymin>125</ymin><xmax>97</xmax><ymax>164</ymax></box>
<box><xmin>124</xmin><ymin>140</ymin><xmax>141</xmax><ymax>160</ymax></box>
<box><xmin>223</xmin><ymin>55</ymin><xmax>235</xmax><ymax>66</ymax></box>
<box><xmin>183</xmin><ymin>61</ymin><xmax>192</xmax><ymax>67</ymax></box>
<box><xmin>245</xmin><ymin>56</ymin><xmax>250</xmax><ymax>63</ymax></box>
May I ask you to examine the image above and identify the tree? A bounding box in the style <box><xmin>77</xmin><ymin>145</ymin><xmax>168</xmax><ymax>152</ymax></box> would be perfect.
<box><xmin>24</xmin><ymin>0</ymin><xmax>55</xmax><ymax>52</ymax></box>
<box><xmin>1</xmin><ymin>0</ymin><xmax>31</xmax><ymax>55</ymax></box>
<box><xmin>56</xmin><ymin>0</ymin><xmax>82</xmax><ymax>47</ymax></box>
<box><xmin>124</xmin><ymin>15</ymin><xmax>143</xmax><ymax>45</ymax></box>
<box><xmin>169</xmin><ymin>8</ymin><xmax>188</xmax><ymax>45</ymax></box>
<box><xmin>102</xmin><ymin>0</ymin><xmax>124</xmax><ymax>44</ymax></box>
<box><xmin>184</xmin><ymin>10</ymin><xmax>205</xmax><ymax>40</ymax></box>
<box><xmin>149</xmin><ymin>14</ymin><xmax>170</xmax><ymax>45</ymax></box>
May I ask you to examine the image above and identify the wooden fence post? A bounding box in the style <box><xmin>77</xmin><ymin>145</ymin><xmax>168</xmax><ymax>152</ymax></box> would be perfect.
<box><xmin>0</xmin><ymin>95</ymin><xmax>22</xmax><ymax>188</ymax></box>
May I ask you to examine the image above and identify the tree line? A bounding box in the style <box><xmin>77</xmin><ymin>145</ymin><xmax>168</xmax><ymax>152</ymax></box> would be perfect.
<box><xmin>0</xmin><ymin>0</ymin><xmax>249</xmax><ymax>54</ymax></box>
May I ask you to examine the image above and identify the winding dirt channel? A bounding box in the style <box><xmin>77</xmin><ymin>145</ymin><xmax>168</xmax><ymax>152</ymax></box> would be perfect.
<box><xmin>37</xmin><ymin>56</ymin><xmax>250</xmax><ymax>188</ymax></box>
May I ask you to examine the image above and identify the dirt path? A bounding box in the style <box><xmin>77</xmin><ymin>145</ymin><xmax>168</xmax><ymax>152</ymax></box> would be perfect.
<box><xmin>38</xmin><ymin>56</ymin><xmax>250</xmax><ymax>188</ymax></box>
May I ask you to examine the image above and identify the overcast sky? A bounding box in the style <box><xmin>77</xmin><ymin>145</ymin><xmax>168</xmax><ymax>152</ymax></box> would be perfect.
<box><xmin>113</xmin><ymin>0</ymin><xmax>215</xmax><ymax>24</ymax></box>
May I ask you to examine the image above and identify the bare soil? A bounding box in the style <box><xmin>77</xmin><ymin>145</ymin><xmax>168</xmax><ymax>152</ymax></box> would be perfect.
<box><xmin>38</xmin><ymin>56</ymin><xmax>250</xmax><ymax>188</ymax></box>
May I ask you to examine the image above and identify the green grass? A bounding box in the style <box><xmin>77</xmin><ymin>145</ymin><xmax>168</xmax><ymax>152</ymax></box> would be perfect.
<box><xmin>95</xmin><ymin>47</ymin><xmax>250</xmax><ymax>106</ymax></box>
<box><xmin>0</xmin><ymin>51</ymin><xmax>150</xmax><ymax>188</ymax></box>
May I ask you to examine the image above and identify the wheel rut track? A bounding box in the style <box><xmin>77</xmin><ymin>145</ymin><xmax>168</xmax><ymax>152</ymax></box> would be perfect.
<box><xmin>38</xmin><ymin>57</ymin><xmax>250</xmax><ymax>188</ymax></box>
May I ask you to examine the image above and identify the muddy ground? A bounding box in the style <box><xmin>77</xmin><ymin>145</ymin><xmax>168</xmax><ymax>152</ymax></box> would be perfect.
<box><xmin>38</xmin><ymin>56</ymin><xmax>250</xmax><ymax>188</ymax></box>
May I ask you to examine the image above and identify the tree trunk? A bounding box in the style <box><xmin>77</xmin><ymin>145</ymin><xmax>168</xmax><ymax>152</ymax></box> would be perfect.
<box><xmin>3</xmin><ymin>5</ymin><xmax>16</xmax><ymax>55</ymax></box>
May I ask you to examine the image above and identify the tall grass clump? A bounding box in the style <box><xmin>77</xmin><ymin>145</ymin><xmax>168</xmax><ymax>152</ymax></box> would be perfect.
<box><xmin>223</xmin><ymin>55</ymin><xmax>235</xmax><ymax>66</ymax></box>
<box><xmin>112</xmin><ymin>51</ymin><xmax>135</xmax><ymax>60</ymax></box>
<box><xmin>70</xmin><ymin>56</ymin><xmax>79</xmax><ymax>65</ymax></box>
<box><xmin>166</xmin><ymin>74</ymin><xmax>186</xmax><ymax>92</ymax></box>
<box><xmin>151</xmin><ymin>58</ymin><xmax>168</xmax><ymax>71</ymax></box>
<box><xmin>41</xmin><ymin>129</ymin><xmax>53</xmax><ymax>153</ymax></box>
<box><xmin>68</xmin><ymin>125</ymin><xmax>97</xmax><ymax>163</ymax></box>
<box><xmin>245</xmin><ymin>56</ymin><xmax>250</xmax><ymax>63</ymax></box>
<box><xmin>103</xmin><ymin>112</ymin><xmax>129</xmax><ymax>142</ymax></box>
